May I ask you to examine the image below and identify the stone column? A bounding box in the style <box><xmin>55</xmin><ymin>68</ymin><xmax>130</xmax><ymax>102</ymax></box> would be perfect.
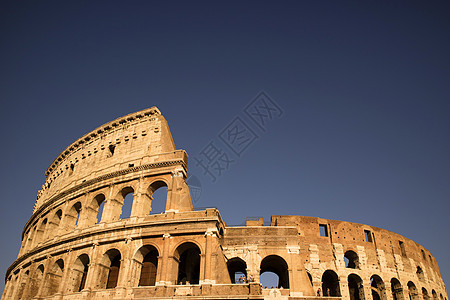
<box><xmin>131</xmin><ymin>177</ymin><xmax>151</xmax><ymax>217</ymax></box>
<box><xmin>156</xmin><ymin>233</ymin><xmax>172</xmax><ymax>285</ymax></box>
<box><xmin>201</xmin><ymin>230</ymin><xmax>216</xmax><ymax>284</ymax></box>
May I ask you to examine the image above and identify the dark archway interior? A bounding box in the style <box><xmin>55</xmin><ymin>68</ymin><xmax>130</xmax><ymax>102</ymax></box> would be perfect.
<box><xmin>260</xmin><ymin>255</ymin><xmax>289</xmax><ymax>289</ymax></box>
<box><xmin>322</xmin><ymin>270</ymin><xmax>341</xmax><ymax>296</ymax></box>
<box><xmin>391</xmin><ymin>278</ymin><xmax>403</xmax><ymax>300</ymax></box>
<box><xmin>227</xmin><ymin>257</ymin><xmax>247</xmax><ymax>283</ymax></box>
<box><xmin>176</xmin><ymin>243</ymin><xmax>200</xmax><ymax>284</ymax></box>
<box><xmin>348</xmin><ymin>274</ymin><xmax>364</xmax><ymax>300</ymax></box>
<box><xmin>106</xmin><ymin>250</ymin><xmax>121</xmax><ymax>289</ymax></box>
<box><xmin>345</xmin><ymin>251</ymin><xmax>359</xmax><ymax>269</ymax></box>
<box><xmin>139</xmin><ymin>247</ymin><xmax>159</xmax><ymax>286</ymax></box>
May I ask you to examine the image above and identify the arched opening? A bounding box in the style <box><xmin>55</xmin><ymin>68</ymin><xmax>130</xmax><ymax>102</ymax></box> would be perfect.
<box><xmin>34</xmin><ymin>218</ymin><xmax>48</xmax><ymax>245</ymax></box>
<box><xmin>47</xmin><ymin>209</ymin><xmax>62</xmax><ymax>237</ymax></box>
<box><xmin>5</xmin><ymin>274</ymin><xmax>17</xmax><ymax>299</ymax></box>
<box><xmin>227</xmin><ymin>257</ymin><xmax>247</xmax><ymax>283</ymax></box>
<box><xmin>348</xmin><ymin>274</ymin><xmax>365</xmax><ymax>300</ymax></box>
<box><xmin>120</xmin><ymin>187</ymin><xmax>134</xmax><ymax>219</ymax></box>
<box><xmin>422</xmin><ymin>288</ymin><xmax>430</xmax><ymax>300</ymax></box>
<box><xmin>322</xmin><ymin>270</ymin><xmax>341</xmax><ymax>296</ymax></box>
<box><xmin>371</xmin><ymin>275</ymin><xmax>386</xmax><ymax>300</ymax></box>
<box><xmin>260</xmin><ymin>255</ymin><xmax>289</xmax><ymax>289</ymax></box>
<box><xmin>43</xmin><ymin>259</ymin><xmax>64</xmax><ymax>296</ymax></box>
<box><xmin>407</xmin><ymin>281</ymin><xmax>419</xmax><ymax>300</ymax></box>
<box><xmin>29</xmin><ymin>265</ymin><xmax>44</xmax><ymax>298</ymax></box>
<box><xmin>16</xmin><ymin>269</ymin><xmax>29</xmax><ymax>299</ymax></box>
<box><xmin>175</xmin><ymin>242</ymin><xmax>201</xmax><ymax>285</ymax></box>
<box><xmin>440</xmin><ymin>294</ymin><xmax>444</xmax><ymax>300</ymax></box>
<box><xmin>345</xmin><ymin>250</ymin><xmax>360</xmax><ymax>269</ymax></box>
<box><xmin>148</xmin><ymin>181</ymin><xmax>168</xmax><ymax>214</ymax></box>
<box><xmin>98</xmin><ymin>249</ymin><xmax>121</xmax><ymax>289</ymax></box>
<box><xmin>416</xmin><ymin>267</ymin><xmax>425</xmax><ymax>282</ymax></box>
<box><xmin>67</xmin><ymin>254</ymin><xmax>90</xmax><ymax>293</ymax></box>
<box><xmin>65</xmin><ymin>202</ymin><xmax>82</xmax><ymax>230</ymax></box>
<box><xmin>391</xmin><ymin>278</ymin><xmax>403</xmax><ymax>300</ymax></box>
<box><xmin>136</xmin><ymin>245</ymin><xmax>159</xmax><ymax>286</ymax></box>
<box><xmin>90</xmin><ymin>194</ymin><xmax>106</xmax><ymax>225</ymax></box>
<box><xmin>432</xmin><ymin>290</ymin><xmax>438</xmax><ymax>300</ymax></box>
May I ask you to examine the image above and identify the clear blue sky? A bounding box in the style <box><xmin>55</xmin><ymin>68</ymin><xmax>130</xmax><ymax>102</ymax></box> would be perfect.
<box><xmin>1</xmin><ymin>0</ymin><xmax>449</xmax><ymax>292</ymax></box>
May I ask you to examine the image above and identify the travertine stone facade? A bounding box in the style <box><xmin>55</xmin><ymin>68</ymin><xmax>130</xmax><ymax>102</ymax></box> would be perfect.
<box><xmin>2</xmin><ymin>108</ymin><xmax>448</xmax><ymax>300</ymax></box>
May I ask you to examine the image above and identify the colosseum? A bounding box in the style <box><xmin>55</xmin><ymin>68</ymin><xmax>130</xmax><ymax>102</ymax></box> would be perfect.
<box><xmin>2</xmin><ymin>107</ymin><xmax>447</xmax><ymax>300</ymax></box>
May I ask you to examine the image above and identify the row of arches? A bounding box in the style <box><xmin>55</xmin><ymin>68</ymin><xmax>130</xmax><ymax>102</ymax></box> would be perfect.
<box><xmin>6</xmin><ymin>242</ymin><xmax>201</xmax><ymax>299</ymax></box>
<box><xmin>227</xmin><ymin>255</ymin><xmax>290</xmax><ymax>288</ymax></box>
<box><xmin>315</xmin><ymin>270</ymin><xmax>446</xmax><ymax>300</ymax></box>
<box><xmin>21</xmin><ymin>181</ymin><xmax>169</xmax><ymax>254</ymax></box>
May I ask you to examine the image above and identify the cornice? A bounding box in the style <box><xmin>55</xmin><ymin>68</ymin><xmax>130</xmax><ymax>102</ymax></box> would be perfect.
<box><xmin>45</xmin><ymin>107</ymin><xmax>161</xmax><ymax>177</ymax></box>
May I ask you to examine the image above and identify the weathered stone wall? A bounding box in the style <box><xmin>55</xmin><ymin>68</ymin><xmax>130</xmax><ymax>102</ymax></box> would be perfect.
<box><xmin>2</xmin><ymin>108</ymin><xmax>447</xmax><ymax>300</ymax></box>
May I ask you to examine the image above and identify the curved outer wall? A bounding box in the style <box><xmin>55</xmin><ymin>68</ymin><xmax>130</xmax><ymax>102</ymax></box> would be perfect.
<box><xmin>2</xmin><ymin>108</ymin><xmax>447</xmax><ymax>300</ymax></box>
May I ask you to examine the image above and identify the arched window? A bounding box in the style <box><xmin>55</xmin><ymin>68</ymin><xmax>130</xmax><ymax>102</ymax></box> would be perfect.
<box><xmin>322</xmin><ymin>270</ymin><xmax>341</xmax><ymax>296</ymax></box>
<box><xmin>136</xmin><ymin>245</ymin><xmax>159</xmax><ymax>286</ymax></box>
<box><xmin>120</xmin><ymin>187</ymin><xmax>134</xmax><ymax>219</ymax></box>
<box><xmin>348</xmin><ymin>274</ymin><xmax>365</xmax><ymax>300</ymax></box>
<box><xmin>175</xmin><ymin>242</ymin><xmax>201</xmax><ymax>285</ymax></box>
<box><xmin>407</xmin><ymin>281</ymin><xmax>419</xmax><ymax>300</ymax></box>
<box><xmin>65</xmin><ymin>202</ymin><xmax>82</xmax><ymax>230</ymax></box>
<box><xmin>34</xmin><ymin>218</ymin><xmax>48</xmax><ymax>245</ymax></box>
<box><xmin>106</xmin><ymin>251</ymin><xmax>121</xmax><ymax>288</ymax></box>
<box><xmin>88</xmin><ymin>193</ymin><xmax>106</xmax><ymax>225</ymax></box>
<box><xmin>29</xmin><ymin>265</ymin><xmax>44</xmax><ymax>298</ymax></box>
<box><xmin>47</xmin><ymin>209</ymin><xmax>62</xmax><ymax>237</ymax></box>
<box><xmin>227</xmin><ymin>257</ymin><xmax>247</xmax><ymax>283</ymax></box>
<box><xmin>432</xmin><ymin>290</ymin><xmax>438</xmax><ymax>300</ymax></box>
<box><xmin>345</xmin><ymin>250</ymin><xmax>360</xmax><ymax>269</ymax></box>
<box><xmin>416</xmin><ymin>267</ymin><xmax>425</xmax><ymax>282</ymax></box>
<box><xmin>148</xmin><ymin>181</ymin><xmax>168</xmax><ymax>214</ymax></box>
<box><xmin>67</xmin><ymin>254</ymin><xmax>90</xmax><ymax>293</ymax></box>
<box><xmin>422</xmin><ymin>288</ymin><xmax>430</xmax><ymax>300</ymax></box>
<box><xmin>16</xmin><ymin>269</ymin><xmax>29</xmax><ymax>299</ymax></box>
<box><xmin>391</xmin><ymin>278</ymin><xmax>403</xmax><ymax>300</ymax></box>
<box><xmin>260</xmin><ymin>255</ymin><xmax>289</xmax><ymax>289</ymax></box>
<box><xmin>98</xmin><ymin>249</ymin><xmax>121</xmax><ymax>289</ymax></box>
<box><xmin>371</xmin><ymin>275</ymin><xmax>386</xmax><ymax>300</ymax></box>
<box><xmin>43</xmin><ymin>259</ymin><xmax>64</xmax><ymax>296</ymax></box>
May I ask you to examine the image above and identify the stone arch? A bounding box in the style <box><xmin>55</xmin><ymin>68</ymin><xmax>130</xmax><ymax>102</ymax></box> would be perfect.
<box><xmin>42</xmin><ymin>258</ymin><xmax>64</xmax><ymax>296</ymax></box>
<box><xmin>345</xmin><ymin>250</ymin><xmax>360</xmax><ymax>269</ymax></box>
<box><xmin>391</xmin><ymin>278</ymin><xmax>404</xmax><ymax>300</ymax></box>
<box><xmin>134</xmin><ymin>245</ymin><xmax>159</xmax><ymax>286</ymax></box>
<box><xmin>85</xmin><ymin>193</ymin><xmax>106</xmax><ymax>225</ymax></box>
<box><xmin>432</xmin><ymin>290</ymin><xmax>438</xmax><ymax>300</ymax></box>
<box><xmin>4</xmin><ymin>274</ymin><xmax>17</xmax><ymax>299</ymax></box>
<box><xmin>348</xmin><ymin>273</ymin><xmax>365</xmax><ymax>300</ymax></box>
<box><xmin>29</xmin><ymin>264</ymin><xmax>44</xmax><ymax>298</ymax></box>
<box><xmin>99</xmin><ymin>249</ymin><xmax>122</xmax><ymax>289</ymax></box>
<box><xmin>174</xmin><ymin>242</ymin><xmax>201</xmax><ymax>284</ymax></box>
<box><xmin>67</xmin><ymin>254</ymin><xmax>90</xmax><ymax>293</ymax></box>
<box><xmin>34</xmin><ymin>218</ymin><xmax>48</xmax><ymax>245</ymax></box>
<box><xmin>371</xmin><ymin>275</ymin><xmax>387</xmax><ymax>300</ymax></box>
<box><xmin>147</xmin><ymin>179</ymin><xmax>169</xmax><ymax>214</ymax></box>
<box><xmin>322</xmin><ymin>269</ymin><xmax>341</xmax><ymax>296</ymax></box>
<box><xmin>416</xmin><ymin>266</ymin><xmax>425</xmax><ymax>282</ymax></box>
<box><xmin>407</xmin><ymin>281</ymin><xmax>419</xmax><ymax>300</ymax></box>
<box><xmin>422</xmin><ymin>288</ymin><xmax>430</xmax><ymax>300</ymax></box>
<box><xmin>65</xmin><ymin>201</ymin><xmax>82</xmax><ymax>231</ymax></box>
<box><xmin>16</xmin><ymin>269</ymin><xmax>29</xmax><ymax>299</ymax></box>
<box><xmin>47</xmin><ymin>209</ymin><xmax>62</xmax><ymax>237</ymax></box>
<box><xmin>227</xmin><ymin>257</ymin><xmax>247</xmax><ymax>283</ymax></box>
<box><xmin>260</xmin><ymin>254</ymin><xmax>289</xmax><ymax>289</ymax></box>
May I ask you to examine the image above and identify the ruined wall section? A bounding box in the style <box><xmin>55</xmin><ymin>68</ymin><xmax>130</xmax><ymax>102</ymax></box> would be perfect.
<box><xmin>271</xmin><ymin>215</ymin><xmax>447</xmax><ymax>297</ymax></box>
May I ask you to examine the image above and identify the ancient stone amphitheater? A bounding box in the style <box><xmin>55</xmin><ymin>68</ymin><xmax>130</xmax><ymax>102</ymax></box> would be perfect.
<box><xmin>2</xmin><ymin>108</ymin><xmax>447</xmax><ymax>300</ymax></box>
